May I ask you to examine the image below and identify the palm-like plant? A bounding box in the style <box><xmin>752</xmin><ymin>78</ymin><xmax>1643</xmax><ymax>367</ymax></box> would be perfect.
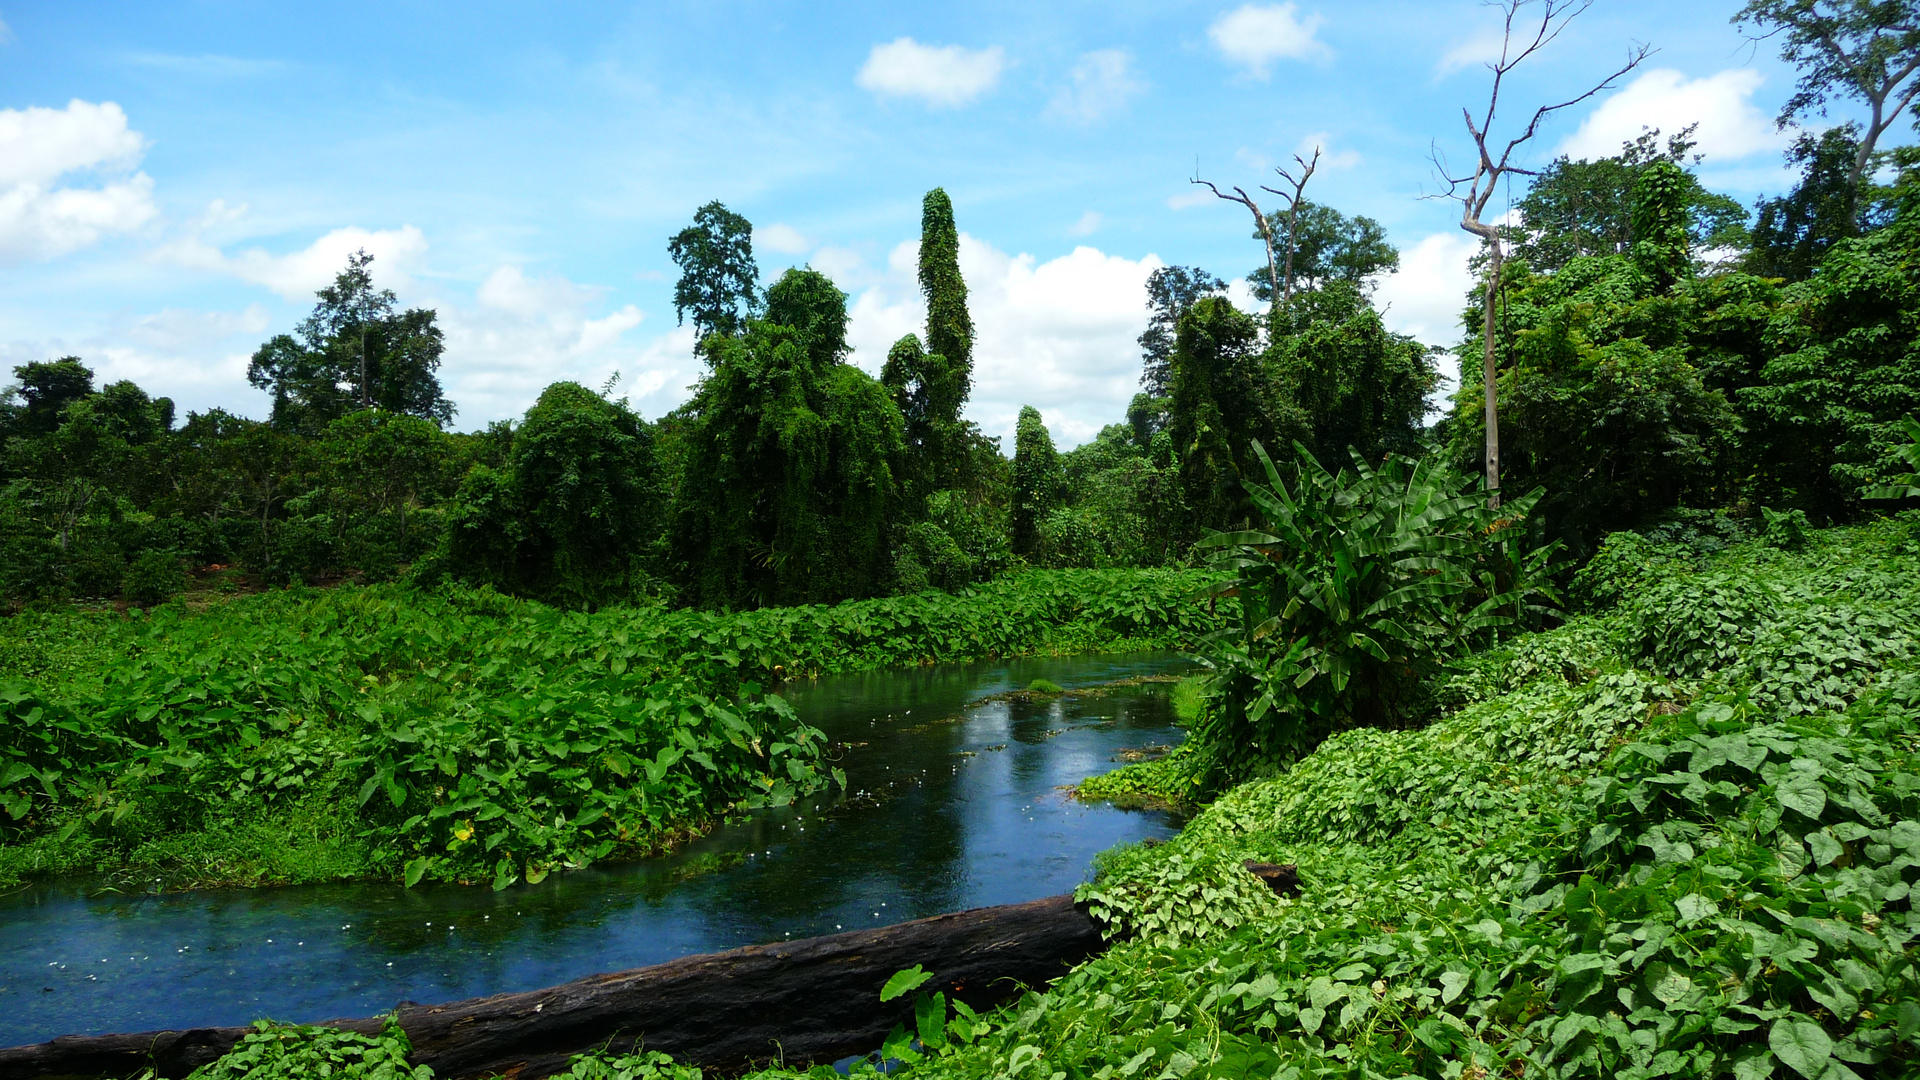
<box><xmin>1192</xmin><ymin>442</ymin><xmax>1561</xmax><ymax>783</ymax></box>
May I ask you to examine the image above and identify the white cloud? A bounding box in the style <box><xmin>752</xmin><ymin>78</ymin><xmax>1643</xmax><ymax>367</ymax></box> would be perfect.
<box><xmin>1167</xmin><ymin>188</ymin><xmax>1217</xmax><ymax>210</ymax></box>
<box><xmin>1375</xmin><ymin>232</ymin><xmax>1476</xmax><ymax>346</ymax></box>
<box><xmin>0</xmin><ymin>100</ymin><xmax>158</xmax><ymax>260</ymax></box>
<box><xmin>1047</xmin><ymin>49</ymin><xmax>1145</xmax><ymax>124</ymax></box>
<box><xmin>857</xmin><ymin>38</ymin><xmax>1006</xmax><ymax>108</ymax></box>
<box><xmin>1373</xmin><ymin>231</ymin><xmax>1478</xmax><ymax>394</ymax></box>
<box><xmin>1558</xmin><ymin>68</ymin><xmax>1785</xmax><ymax>163</ymax></box>
<box><xmin>0</xmin><ymin>304</ymin><xmax>273</xmax><ymax>419</ymax></box>
<box><xmin>1436</xmin><ymin>29</ymin><xmax>1506</xmax><ymax>76</ymax></box>
<box><xmin>1068</xmin><ymin>210</ymin><xmax>1103</xmax><ymax>237</ymax></box>
<box><xmin>0</xmin><ymin>16</ymin><xmax>12</xmax><ymax>44</ymax></box>
<box><xmin>1208</xmin><ymin>3</ymin><xmax>1331</xmax><ymax>77</ymax></box>
<box><xmin>1296</xmin><ymin>132</ymin><xmax>1359</xmax><ymax>170</ymax></box>
<box><xmin>423</xmin><ymin>264</ymin><xmax>697</xmax><ymax>426</ymax></box>
<box><xmin>756</xmin><ymin>222</ymin><xmax>810</xmax><ymax>255</ymax></box>
<box><xmin>833</xmin><ymin>233</ymin><xmax>1163</xmax><ymax>449</ymax></box>
<box><xmin>160</xmin><ymin>223</ymin><xmax>429</xmax><ymax>300</ymax></box>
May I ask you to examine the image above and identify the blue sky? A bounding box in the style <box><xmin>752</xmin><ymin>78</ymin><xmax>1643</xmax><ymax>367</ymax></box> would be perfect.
<box><xmin>0</xmin><ymin>1</ymin><xmax>1865</xmax><ymax>447</ymax></box>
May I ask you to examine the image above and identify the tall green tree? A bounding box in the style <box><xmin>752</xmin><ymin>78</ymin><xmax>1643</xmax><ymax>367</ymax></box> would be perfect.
<box><xmin>668</xmin><ymin>201</ymin><xmax>761</xmax><ymax>347</ymax></box>
<box><xmin>670</xmin><ymin>268</ymin><xmax>903</xmax><ymax>608</ymax></box>
<box><xmin>1245</xmin><ymin>201</ymin><xmax>1399</xmax><ymax>304</ymax></box>
<box><xmin>8</xmin><ymin>358</ymin><xmax>96</xmax><ymax>437</ymax></box>
<box><xmin>1510</xmin><ymin>128</ymin><xmax>1749</xmax><ymax>275</ymax></box>
<box><xmin>247</xmin><ymin>251</ymin><xmax>453</xmax><ymax>432</ymax></box>
<box><xmin>1735</xmin><ymin>0</ymin><xmax>1920</xmax><ymax>222</ymax></box>
<box><xmin>1010</xmin><ymin>405</ymin><xmax>1061</xmax><ymax>557</ymax></box>
<box><xmin>1138</xmin><ymin>266</ymin><xmax>1225</xmax><ymax>397</ymax></box>
<box><xmin>882</xmin><ymin>188</ymin><xmax>977</xmax><ymax>502</ymax></box>
<box><xmin>1748</xmin><ymin>124</ymin><xmax>1896</xmax><ymax>280</ymax></box>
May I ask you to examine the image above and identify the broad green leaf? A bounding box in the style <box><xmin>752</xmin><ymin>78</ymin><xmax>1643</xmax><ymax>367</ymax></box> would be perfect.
<box><xmin>881</xmin><ymin>965</ymin><xmax>933</xmax><ymax>1002</ymax></box>
<box><xmin>1769</xmin><ymin>1019</ymin><xmax>1834</xmax><ymax>1079</ymax></box>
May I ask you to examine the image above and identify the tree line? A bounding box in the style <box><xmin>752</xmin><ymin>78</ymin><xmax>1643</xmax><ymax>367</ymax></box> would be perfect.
<box><xmin>3</xmin><ymin>0</ymin><xmax>1918</xmax><ymax>612</ymax></box>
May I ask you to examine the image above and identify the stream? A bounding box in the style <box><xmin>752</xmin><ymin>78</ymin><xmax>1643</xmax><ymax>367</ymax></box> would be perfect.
<box><xmin>0</xmin><ymin>651</ymin><xmax>1193</xmax><ymax>1048</ymax></box>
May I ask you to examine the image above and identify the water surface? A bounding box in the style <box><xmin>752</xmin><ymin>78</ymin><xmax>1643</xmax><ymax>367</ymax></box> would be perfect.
<box><xmin>0</xmin><ymin>651</ymin><xmax>1191</xmax><ymax>1046</ymax></box>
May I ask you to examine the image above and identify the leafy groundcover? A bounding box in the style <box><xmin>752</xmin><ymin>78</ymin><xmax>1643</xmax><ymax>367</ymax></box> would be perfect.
<box><xmin>138</xmin><ymin>518</ymin><xmax>1920</xmax><ymax>1076</ymax></box>
<box><xmin>0</xmin><ymin>568</ymin><xmax>1217</xmax><ymax>891</ymax></box>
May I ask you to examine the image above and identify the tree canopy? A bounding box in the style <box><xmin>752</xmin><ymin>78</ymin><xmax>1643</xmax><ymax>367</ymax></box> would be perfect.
<box><xmin>246</xmin><ymin>250</ymin><xmax>453</xmax><ymax>432</ymax></box>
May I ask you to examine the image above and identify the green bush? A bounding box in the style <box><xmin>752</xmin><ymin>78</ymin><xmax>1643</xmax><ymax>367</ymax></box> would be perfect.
<box><xmin>120</xmin><ymin>548</ymin><xmax>185</xmax><ymax>606</ymax></box>
<box><xmin>186</xmin><ymin>1017</ymin><xmax>428</xmax><ymax>1080</ymax></box>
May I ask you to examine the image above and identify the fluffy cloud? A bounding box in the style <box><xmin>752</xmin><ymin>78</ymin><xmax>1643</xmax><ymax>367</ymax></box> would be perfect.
<box><xmin>0</xmin><ymin>100</ymin><xmax>158</xmax><ymax>260</ymax></box>
<box><xmin>1209</xmin><ymin>3</ymin><xmax>1332</xmax><ymax>77</ymax></box>
<box><xmin>835</xmin><ymin>234</ymin><xmax>1161</xmax><ymax>448</ymax></box>
<box><xmin>755</xmin><ymin>222</ymin><xmax>810</xmax><ymax>255</ymax></box>
<box><xmin>1047</xmin><ymin>49</ymin><xmax>1145</xmax><ymax>124</ymax></box>
<box><xmin>1373</xmin><ymin>232</ymin><xmax>1478</xmax><ymax>395</ymax></box>
<box><xmin>857</xmin><ymin>38</ymin><xmax>1006</xmax><ymax>108</ymax></box>
<box><xmin>430</xmin><ymin>265</ymin><xmax>671</xmax><ymax>425</ymax></box>
<box><xmin>1558</xmin><ymin>69</ymin><xmax>1785</xmax><ymax>163</ymax></box>
<box><xmin>161</xmin><ymin>223</ymin><xmax>429</xmax><ymax>300</ymax></box>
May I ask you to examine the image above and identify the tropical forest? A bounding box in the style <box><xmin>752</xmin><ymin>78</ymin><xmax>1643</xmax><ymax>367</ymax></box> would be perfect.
<box><xmin>2</xmin><ymin>1</ymin><xmax>1919</xmax><ymax>1079</ymax></box>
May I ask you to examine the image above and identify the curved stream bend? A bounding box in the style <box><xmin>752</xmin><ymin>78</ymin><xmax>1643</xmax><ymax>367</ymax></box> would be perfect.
<box><xmin>0</xmin><ymin>651</ymin><xmax>1193</xmax><ymax>1047</ymax></box>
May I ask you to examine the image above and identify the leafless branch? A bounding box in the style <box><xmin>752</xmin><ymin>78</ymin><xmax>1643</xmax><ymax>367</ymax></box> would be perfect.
<box><xmin>1190</xmin><ymin>177</ymin><xmax>1282</xmax><ymax>312</ymax></box>
<box><xmin>1259</xmin><ymin>146</ymin><xmax>1320</xmax><ymax>303</ymax></box>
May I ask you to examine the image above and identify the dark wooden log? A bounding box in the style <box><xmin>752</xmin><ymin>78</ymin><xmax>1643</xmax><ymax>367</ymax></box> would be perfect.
<box><xmin>1242</xmin><ymin>861</ymin><xmax>1299</xmax><ymax>896</ymax></box>
<box><xmin>0</xmin><ymin>893</ymin><xmax>1105</xmax><ymax>1080</ymax></box>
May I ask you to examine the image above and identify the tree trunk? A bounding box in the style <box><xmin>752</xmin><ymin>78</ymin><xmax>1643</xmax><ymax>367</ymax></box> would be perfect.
<box><xmin>1481</xmin><ymin>241</ymin><xmax>1504</xmax><ymax>509</ymax></box>
<box><xmin>0</xmin><ymin>894</ymin><xmax>1107</xmax><ymax>1080</ymax></box>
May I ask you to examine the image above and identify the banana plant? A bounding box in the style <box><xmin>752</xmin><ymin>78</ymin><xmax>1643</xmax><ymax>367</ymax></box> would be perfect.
<box><xmin>1192</xmin><ymin>441</ymin><xmax>1561</xmax><ymax>783</ymax></box>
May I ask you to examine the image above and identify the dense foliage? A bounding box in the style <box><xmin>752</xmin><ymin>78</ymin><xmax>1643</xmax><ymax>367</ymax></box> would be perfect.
<box><xmin>1193</xmin><ymin>442</ymin><xmax>1560</xmax><ymax>783</ymax></box>
<box><xmin>0</xmin><ymin>567</ymin><xmax>1219</xmax><ymax>890</ymax></box>
<box><xmin>902</xmin><ymin>516</ymin><xmax>1920</xmax><ymax>1080</ymax></box>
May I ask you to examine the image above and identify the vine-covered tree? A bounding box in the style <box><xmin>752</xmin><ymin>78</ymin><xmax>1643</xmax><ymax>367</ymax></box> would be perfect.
<box><xmin>246</xmin><ymin>251</ymin><xmax>453</xmax><ymax>432</ymax></box>
<box><xmin>882</xmin><ymin>188</ymin><xmax>976</xmax><ymax>501</ymax></box>
<box><xmin>1510</xmin><ymin>128</ymin><xmax>1749</xmax><ymax>275</ymax></box>
<box><xmin>434</xmin><ymin>381</ymin><xmax>659</xmax><ymax>608</ymax></box>
<box><xmin>1010</xmin><ymin>405</ymin><xmax>1061</xmax><ymax>557</ymax></box>
<box><xmin>1138</xmin><ymin>266</ymin><xmax>1225</xmax><ymax>397</ymax></box>
<box><xmin>670</xmin><ymin>268</ymin><xmax>904</xmax><ymax>608</ymax></box>
<box><xmin>668</xmin><ymin>201</ymin><xmax>761</xmax><ymax>347</ymax></box>
<box><xmin>1168</xmin><ymin>296</ymin><xmax>1284</xmax><ymax>533</ymax></box>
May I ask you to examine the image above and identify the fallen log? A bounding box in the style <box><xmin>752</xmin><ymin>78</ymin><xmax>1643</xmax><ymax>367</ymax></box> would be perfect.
<box><xmin>0</xmin><ymin>893</ymin><xmax>1105</xmax><ymax>1080</ymax></box>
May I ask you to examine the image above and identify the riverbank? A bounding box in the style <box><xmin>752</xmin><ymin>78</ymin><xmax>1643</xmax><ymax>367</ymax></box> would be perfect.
<box><xmin>852</xmin><ymin>514</ymin><xmax>1920</xmax><ymax>1080</ymax></box>
<box><xmin>0</xmin><ymin>569</ymin><xmax>1220</xmax><ymax>893</ymax></box>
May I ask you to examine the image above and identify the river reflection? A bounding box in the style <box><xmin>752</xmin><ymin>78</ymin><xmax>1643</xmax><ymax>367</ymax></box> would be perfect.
<box><xmin>0</xmin><ymin>652</ymin><xmax>1192</xmax><ymax>1046</ymax></box>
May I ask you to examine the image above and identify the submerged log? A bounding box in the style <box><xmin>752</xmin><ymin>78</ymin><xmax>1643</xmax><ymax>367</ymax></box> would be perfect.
<box><xmin>0</xmin><ymin>893</ymin><xmax>1104</xmax><ymax>1080</ymax></box>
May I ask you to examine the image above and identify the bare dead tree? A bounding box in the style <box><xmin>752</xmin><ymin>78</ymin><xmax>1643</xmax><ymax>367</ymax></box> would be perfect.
<box><xmin>1191</xmin><ymin>145</ymin><xmax>1321</xmax><ymax>315</ymax></box>
<box><xmin>1434</xmin><ymin>0</ymin><xmax>1651</xmax><ymax>508</ymax></box>
<box><xmin>1190</xmin><ymin>178</ymin><xmax>1282</xmax><ymax>313</ymax></box>
<box><xmin>1264</xmin><ymin>148</ymin><xmax>1321</xmax><ymax>305</ymax></box>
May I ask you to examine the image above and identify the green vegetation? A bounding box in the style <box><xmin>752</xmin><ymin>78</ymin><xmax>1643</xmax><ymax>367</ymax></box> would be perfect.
<box><xmin>0</xmin><ymin>568</ymin><xmax>1217</xmax><ymax>891</ymax></box>
<box><xmin>183</xmin><ymin>1018</ymin><xmax>429</xmax><ymax>1080</ymax></box>
<box><xmin>860</xmin><ymin>515</ymin><xmax>1920</xmax><ymax>1080</ymax></box>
